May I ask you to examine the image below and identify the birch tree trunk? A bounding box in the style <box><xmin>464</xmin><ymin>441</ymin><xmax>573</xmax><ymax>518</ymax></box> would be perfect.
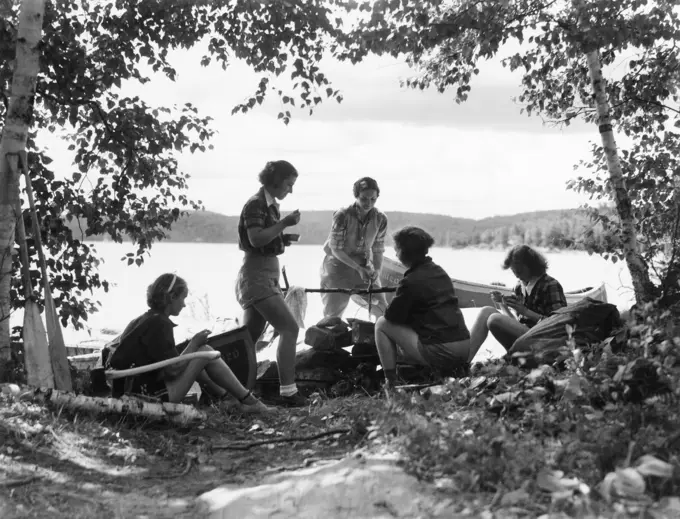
<box><xmin>0</xmin><ymin>0</ymin><xmax>46</xmax><ymax>369</ymax></box>
<box><xmin>28</xmin><ymin>387</ymin><xmax>207</xmax><ymax>425</ymax></box>
<box><xmin>573</xmin><ymin>0</ymin><xmax>656</xmax><ymax>304</ymax></box>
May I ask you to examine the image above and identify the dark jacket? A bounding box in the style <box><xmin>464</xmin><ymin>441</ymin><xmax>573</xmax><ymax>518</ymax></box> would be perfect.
<box><xmin>107</xmin><ymin>311</ymin><xmax>178</xmax><ymax>395</ymax></box>
<box><xmin>384</xmin><ymin>256</ymin><xmax>470</xmax><ymax>344</ymax></box>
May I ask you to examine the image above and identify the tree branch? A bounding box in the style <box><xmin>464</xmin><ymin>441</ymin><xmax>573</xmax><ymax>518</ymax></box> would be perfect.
<box><xmin>212</xmin><ymin>427</ymin><xmax>352</xmax><ymax>451</ymax></box>
<box><xmin>628</xmin><ymin>96</ymin><xmax>680</xmax><ymax>116</ymax></box>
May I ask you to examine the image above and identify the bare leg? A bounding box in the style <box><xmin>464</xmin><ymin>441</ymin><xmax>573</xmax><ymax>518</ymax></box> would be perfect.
<box><xmin>487</xmin><ymin>313</ymin><xmax>530</xmax><ymax>351</ymax></box>
<box><xmin>195</xmin><ymin>370</ymin><xmax>226</xmax><ymax>398</ymax></box>
<box><xmin>165</xmin><ymin>345</ymin><xmax>252</xmax><ymax>404</ymax></box>
<box><xmin>465</xmin><ymin>306</ymin><xmax>499</xmax><ymax>362</ymax></box>
<box><xmin>374</xmin><ymin>317</ymin><xmax>428</xmax><ymax>370</ymax></box>
<box><xmin>251</xmin><ymin>295</ymin><xmax>299</xmax><ymax>387</ymax></box>
<box><xmin>321</xmin><ymin>291</ymin><xmax>351</xmax><ymax>319</ymax></box>
<box><xmin>243</xmin><ymin>306</ymin><xmax>267</xmax><ymax>345</ymax></box>
<box><xmin>369</xmin><ymin>293</ymin><xmax>388</xmax><ymax>319</ymax></box>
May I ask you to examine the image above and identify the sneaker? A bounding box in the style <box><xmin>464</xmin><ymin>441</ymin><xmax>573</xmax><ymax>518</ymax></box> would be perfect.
<box><xmin>274</xmin><ymin>392</ymin><xmax>309</xmax><ymax>408</ymax></box>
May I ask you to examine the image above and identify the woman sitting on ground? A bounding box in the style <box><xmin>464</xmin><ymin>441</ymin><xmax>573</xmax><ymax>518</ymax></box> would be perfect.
<box><xmin>488</xmin><ymin>245</ymin><xmax>567</xmax><ymax>350</ymax></box>
<box><xmin>374</xmin><ymin>227</ymin><xmax>496</xmax><ymax>388</ymax></box>
<box><xmin>108</xmin><ymin>273</ymin><xmax>270</xmax><ymax>413</ymax></box>
<box><xmin>319</xmin><ymin>176</ymin><xmax>388</xmax><ymax>319</ymax></box>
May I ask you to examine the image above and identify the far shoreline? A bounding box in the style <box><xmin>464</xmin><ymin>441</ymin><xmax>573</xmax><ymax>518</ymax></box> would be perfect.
<box><xmin>89</xmin><ymin>239</ymin><xmax>596</xmax><ymax>255</ymax></box>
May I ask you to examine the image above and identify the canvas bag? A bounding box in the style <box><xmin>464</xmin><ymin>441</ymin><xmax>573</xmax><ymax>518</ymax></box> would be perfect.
<box><xmin>509</xmin><ymin>297</ymin><xmax>621</xmax><ymax>357</ymax></box>
<box><xmin>304</xmin><ymin>317</ymin><xmax>353</xmax><ymax>351</ymax></box>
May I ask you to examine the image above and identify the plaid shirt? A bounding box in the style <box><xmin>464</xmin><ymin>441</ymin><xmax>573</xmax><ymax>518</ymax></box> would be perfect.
<box><xmin>324</xmin><ymin>204</ymin><xmax>387</xmax><ymax>264</ymax></box>
<box><xmin>238</xmin><ymin>187</ymin><xmax>285</xmax><ymax>256</ymax></box>
<box><xmin>513</xmin><ymin>274</ymin><xmax>567</xmax><ymax>327</ymax></box>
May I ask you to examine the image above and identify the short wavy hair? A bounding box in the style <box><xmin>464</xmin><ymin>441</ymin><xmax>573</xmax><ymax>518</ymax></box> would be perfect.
<box><xmin>393</xmin><ymin>226</ymin><xmax>434</xmax><ymax>264</ymax></box>
<box><xmin>147</xmin><ymin>273</ymin><xmax>188</xmax><ymax>312</ymax></box>
<box><xmin>352</xmin><ymin>177</ymin><xmax>380</xmax><ymax>198</ymax></box>
<box><xmin>502</xmin><ymin>245</ymin><xmax>549</xmax><ymax>277</ymax></box>
<box><xmin>258</xmin><ymin>160</ymin><xmax>298</xmax><ymax>188</ymax></box>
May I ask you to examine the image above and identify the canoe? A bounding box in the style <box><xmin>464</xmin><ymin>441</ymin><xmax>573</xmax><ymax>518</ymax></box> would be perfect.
<box><xmin>377</xmin><ymin>256</ymin><xmax>607</xmax><ymax>309</ymax></box>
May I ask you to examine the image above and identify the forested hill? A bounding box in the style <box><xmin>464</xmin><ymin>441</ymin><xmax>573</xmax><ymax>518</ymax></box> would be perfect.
<box><xmin>70</xmin><ymin>208</ymin><xmax>607</xmax><ymax>249</ymax></box>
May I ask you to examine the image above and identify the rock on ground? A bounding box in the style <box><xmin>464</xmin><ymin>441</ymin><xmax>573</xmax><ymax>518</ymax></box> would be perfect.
<box><xmin>196</xmin><ymin>454</ymin><xmax>453</xmax><ymax>519</ymax></box>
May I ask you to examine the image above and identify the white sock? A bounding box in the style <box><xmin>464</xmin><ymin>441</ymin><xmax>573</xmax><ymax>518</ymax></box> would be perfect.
<box><xmin>280</xmin><ymin>384</ymin><xmax>298</xmax><ymax>397</ymax></box>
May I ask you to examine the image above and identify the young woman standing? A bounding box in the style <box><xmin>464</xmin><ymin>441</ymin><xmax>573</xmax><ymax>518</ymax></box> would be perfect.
<box><xmin>235</xmin><ymin>160</ymin><xmax>306</xmax><ymax>407</ymax></box>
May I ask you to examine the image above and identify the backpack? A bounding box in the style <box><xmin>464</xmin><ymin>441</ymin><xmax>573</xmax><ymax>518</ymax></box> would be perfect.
<box><xmin>509</xmin><ymin>297</ymin><xmax>621</xmax><ymax>361</ymax></box>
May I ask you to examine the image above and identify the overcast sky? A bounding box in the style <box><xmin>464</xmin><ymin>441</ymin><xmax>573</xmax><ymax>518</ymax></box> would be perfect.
<box><xmin>43</xmin><ymin>43</ymin><xmax>607</xmax><ymax>220</ymax></box>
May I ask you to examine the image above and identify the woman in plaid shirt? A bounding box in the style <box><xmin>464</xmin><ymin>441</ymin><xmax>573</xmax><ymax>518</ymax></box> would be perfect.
<box><xmin>488</xmin><ymin>245</ymin><xmax>567</xmax><ymax>350</ymax></box>
<box><xmin>319</xmin><ymin>177</ymin><xmax>388</xmax><ymax>318</ymax></box>
<box><xmin>235</xmin><ymin>160</ymin><xmax>307</xmax><ymax>407</ymax></box>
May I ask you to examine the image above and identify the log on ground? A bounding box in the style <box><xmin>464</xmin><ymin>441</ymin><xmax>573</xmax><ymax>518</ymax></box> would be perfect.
<box><xmin>25</xmin><ymin>387</ymin><xmax>206</xmax><ymax>425</ymax></box>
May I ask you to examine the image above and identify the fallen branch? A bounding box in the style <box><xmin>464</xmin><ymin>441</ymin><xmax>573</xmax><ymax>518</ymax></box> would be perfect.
<box><xmin>394</xmin><ymin>382</ymin><xmax>441</xmax><ymax>391</ymax></box>
<box><xmin>212</xmin><ymin>427</ymin><xmax>352</xmax><ymax>451</ymax></box>
<box><xmin>27</xmin><ymin>388</ymin><xmax>206</xmax><ymax>425</ymax></box>
<box><xmin>0</xmin><ymin>476</ymin><xmax>39</xmax><ymax>488</ymax></box>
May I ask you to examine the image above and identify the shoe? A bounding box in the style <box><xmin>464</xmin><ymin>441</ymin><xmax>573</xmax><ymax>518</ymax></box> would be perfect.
<box><xmin>274</xmin><ymin>392</ymin><xmax>309</xmax><ymax>408</ymax></box>
<box><xmin>239</xmin><ymin>398</ymin><xmax>275</xmax><ymax>414</ymax></box>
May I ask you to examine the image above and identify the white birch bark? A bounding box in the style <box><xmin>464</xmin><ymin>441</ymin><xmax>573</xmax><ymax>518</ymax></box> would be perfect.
<box><xmin>29</xmin><ymin>388</ymin><xmax>207</xmax><ymax>425</ymax></box>
<box><xmin>0</xmin><ymin>0</ymin><xmax>47</xmax><ymax>366</ymax></box>
<box><xmin>573</xmin><ymin>0</ymin><xmax>655</xmax><ymax>303</ymax></box>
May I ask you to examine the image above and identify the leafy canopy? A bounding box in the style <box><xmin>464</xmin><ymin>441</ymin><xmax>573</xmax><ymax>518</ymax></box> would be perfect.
<box><xmin>334</xmin><ymin>0</ymin><xmax>680</xmax><ymax>300</ymax></box>
<box><xmin>0</xmin><ymin>0</ymin><xmax>345</xmax><ymax>329</ymax></box>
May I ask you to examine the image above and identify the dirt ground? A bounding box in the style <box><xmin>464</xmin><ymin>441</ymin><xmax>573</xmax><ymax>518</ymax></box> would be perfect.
<box><xmin>3</xmin><ymin>352</ymin><xmax>680</xmax><ymax>519</ymax></box>
<box><xmin>0</xmin><ymin>391</ymin><xmax>371</xmax><ymax>519</ymax></box>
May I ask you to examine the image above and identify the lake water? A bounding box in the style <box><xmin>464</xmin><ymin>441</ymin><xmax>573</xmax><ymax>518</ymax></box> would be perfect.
<box><xmin>47</xmin><ymin>243</ymin><xmax>634</xmax><ymax>362</ymax></box>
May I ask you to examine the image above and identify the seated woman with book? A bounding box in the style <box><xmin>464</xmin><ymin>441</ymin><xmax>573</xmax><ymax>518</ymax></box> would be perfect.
<box><xmin>107</xmin><ymin>273</ymin><xmax>270</xmax><ymax>413</ymax></box>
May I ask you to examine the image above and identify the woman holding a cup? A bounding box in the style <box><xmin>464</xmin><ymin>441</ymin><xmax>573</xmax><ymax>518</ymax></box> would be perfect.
<box><xmin>235</xmin><ymin>160</ymin><xmax>306</xmax><ymax>407</ymax></box>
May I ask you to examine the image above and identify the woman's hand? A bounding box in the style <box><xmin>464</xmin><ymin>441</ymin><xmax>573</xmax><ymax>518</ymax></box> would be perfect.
<box><xmin>489</xmin><ymin>290</ymin><xmax>504</xmax><ymax>303</ymax></box>
<box><xmin>281</xmin><ymin>209</ymin><xmax>301</xmax><ymax>227</ymax></box>
<box><xmin>188</xmin><ymin>329</ymin><xmax>211</xmax><ymax>351</ymax></box>
<box><xmin>504</xmin><ymin>295</ymin><xmax>530</xmax><ymax>317</ymax></box>
<box><xmin>358</xmin><ymin>266</ymin><xmax>378</xmax><ymax>282</ymax></box>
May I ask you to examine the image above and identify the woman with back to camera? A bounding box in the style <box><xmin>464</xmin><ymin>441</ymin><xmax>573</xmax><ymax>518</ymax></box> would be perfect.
<box><xmin>235</xmin><ymin>160</ymin><xmax>307</xmax><ymax>407</ymax></box>
<box><xmin>488</xmin><ymin>244</ymin><xmax>567</xmax><ymax>350</ymax></box>
<box><xmin>319</xmin><ymin>177</ymin><xmax>388</xmax><ymax>319</ymax></box>
<box><xmin>374</xmin><ymin>226</ymin><xmax>497</xmax><ymax>389</ymax></box>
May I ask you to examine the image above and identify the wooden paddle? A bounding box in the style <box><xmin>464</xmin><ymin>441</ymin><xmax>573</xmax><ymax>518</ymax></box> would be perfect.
<box><xmin>19</xmin><ymin>152</ymin><xmax>72</xmax><ymax>391</ymax></box>
<box><xmin>7</xmin><ymin>154</ymin><xmax>54</xmax><ymax>388</ymax></box>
